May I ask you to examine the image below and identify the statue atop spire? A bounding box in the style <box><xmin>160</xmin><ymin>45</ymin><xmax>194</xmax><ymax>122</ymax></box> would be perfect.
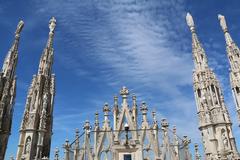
<box><xmin>120</xmin><ymin>86</ymin><xmax>129</xmax><ymax>96</ymax></box>
<box><xmin>120</xmin><ymin>86</ymin><xmax>129</xmax><ymax>105</ymax></box>
<box><xmin>218</xmin><ymin>14</ymin><xmax>234</xmax><ymax>46</ymax></box>
<box><xmin>49</xmin><ymin>17</ymin><xmax>56</xmax><ymax>33</ymax></box>
<box><xmin>218</xmin><ymin>14</ymin><xmax>228</xmax><ymax>32</ymax></box>
<box><xmin>15</xmin><ymin>20</ymin><xmax>24</xmax><ymax>37</ymax></box>
<box><xmin>186</xmin><ymin>12</ymin><xmax>195</xmax><ymax>32</ymax></box>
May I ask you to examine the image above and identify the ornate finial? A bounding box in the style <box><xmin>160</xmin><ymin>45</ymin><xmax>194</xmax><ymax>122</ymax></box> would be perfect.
<box><xmin>161</xmin><ymin>118</ymin><xmax>169</xmax><ymax>128</ymax></box>
<box><xmin>152</xmin><ymin>111</ymin><xmax>157</xmax><ymax>122</ymax></box>
<box><xmin>173</xmin><ymin>125</ymin><xmax>177</xmax><ymax>134</ymax></box>
<box><xmin>140</xmin><ymin>101</ymin><xmax>148</xmax><ymax>114</ymax></box>
<box><xmin>218</xmin><ymin>14</ymin><xmax>228</xmax><ymax>32</ymax></box>
<box><xmin>83</xmin><ymin>120</ymin><xmax>91</xmax><ymax>131</ymax></box>
<box><xmin>75</xmin><ymin>128</ymin><xmax>79</xmax><ymax>136</ymax></box>
<box><xmin>95</xmin><ymin>112</ymin><xmax>99</xmax><ymax>124</ymax></box>
<box><xmin>186</xmin><ymin>12</ymin><xmax>195</xmax><ymax>32</ymax></box>
<box><xmin>103</xmin><ymin>103</ymin><xmax>110</xmax><ymax>123</ymax></box>
<box><xmin>54</xmin><ymin>147</ymin><xmax>59</xmax><ymax>160</ymax></box>
<box><xmin>120</xmin><ymin>86</ymin><xmax>129</xmax><ymax>96</ymax></box>
<box><xmin>103</xmin><ymin>103</ymin><xmax>110</xmax><ymax>113</ymax></box>
<box><xmin>49</xmin><ymin>17</ymin><xmax>56</xmax><ymax>33</ymax></box>
<box><xmin>64</xmin><ymin>139</ymin><xmax>70</xmax><ymax>149</ymax></box>
<box><xmin>66</xmin><ymin>139</ymin><xmax>69</xmax><ymax>143</ymax></box>
<box><xmin>182</xmin><ymin>136</ymin><xmax>191</xmax><ymax>147</ymax></box>
<box><xmin>75</xmin><ymin>128</ymin><xmax>80</xmax><ymax>149</ymax></box>
<box><xmin>132</xmin><ymin>94</ymin><xmax>137</xmax><ymax>105</ymax></box>
<box><xmin>15</xmin><ymin>20</ymin><xmax>24</xmax><ymax>36</ymax></box>
<box><xmin>140</xmin><ymin>102</ymin><xmax>148</xmax><ymax>122</ymax></box>
<box><xmin>120</xmin><ymin>86</ymin><xmax>129</xmax><ymax>105</ymax></box>
<box><xmin>114</xmin><ymin>95</ymin><xmax>118</xmax><ymax>106</ymax></box>
<box><xmin>132</xmin><ymin>94</ymin><xmax>136</xmax><ymax>100</ymax></box>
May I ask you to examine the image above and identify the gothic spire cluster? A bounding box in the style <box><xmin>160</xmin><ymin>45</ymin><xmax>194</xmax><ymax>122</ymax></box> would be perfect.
<box><xmin>187</xmin><ymin>12</ymin><xmax>240</xmax><ymax>159</ymax></box>
<box><xmin>1</xmin><ymin>11</ymin><xmax>240</xmax><ymax>160</ymax></box>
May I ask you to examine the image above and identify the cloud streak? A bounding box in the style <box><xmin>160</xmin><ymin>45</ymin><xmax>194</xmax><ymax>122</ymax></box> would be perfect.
<box><xmin>32</xmin><ymin>0</ymin><xmax>202</xmax><ymax>149</ymax></box>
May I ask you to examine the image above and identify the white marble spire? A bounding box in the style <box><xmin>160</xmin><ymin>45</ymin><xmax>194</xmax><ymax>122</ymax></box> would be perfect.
<box><xmin>186</xmin><ymin>12</ymin><xmax>195</xmax><ymax>32</ymax></box>
<box><xmin>218</xmin><ymin>14</ymin><xmax>240</xmax><ymax>125</ymax></box>
<box><xmin>186</xmin><ymin>12</ymin><xmax>208</xmax><ymax>71</ymax></box>
<box><xmin>16</xmin><ymin>17</ymin><xmax>56</xmax><ymax>160</ymax></box>
<box><xmin>38</xmin><ymin>17</ymin><xmax>56</xmax><ymax>76</ymax></box>
<box><xmin>218</xmin><ymin>14</ymin><xmax>234</xmax><ymax>46</ymax></box>
<box><xmin>2</xmin><ymin>20</ymin><xmax>24</xmax><ymax>78</ymax></box>
<box><xmin>0</xmin><ymin>20</ymin><xmax>24</xmax><ymax>160</ymax></box>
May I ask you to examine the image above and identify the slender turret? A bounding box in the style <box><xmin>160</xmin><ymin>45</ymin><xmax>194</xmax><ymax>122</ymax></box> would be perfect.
<box><xmin>0</xmin><ymin>20</ymin><xmax>24</xmax><ymax>160</ymax></box>
<box><xmin>16</xmin><ymin>17</ymin><xmax>56</xmax><ymax>160</ymax></box>
<box><xmin>186</xmin><ymin>13</ymin><xmax>239</xmax><ymax>159</ymax></box>
<box><xmin>218</xmin><ymin>14</ymin><xmax>240</xmax><ymax>125</ymax></box>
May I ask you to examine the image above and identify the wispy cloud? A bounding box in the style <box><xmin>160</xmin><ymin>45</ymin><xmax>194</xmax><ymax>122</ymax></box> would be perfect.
<box><xmin>32</xmin><ymin>0</ymin><xmax>201</xmax><ymax>147</ymax></box>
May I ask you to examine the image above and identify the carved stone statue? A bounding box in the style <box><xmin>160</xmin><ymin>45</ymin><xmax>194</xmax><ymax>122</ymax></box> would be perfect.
<box><xmin>218</xmin><ymin>14</ymin><xmax>227</xmax><ymax>32</ymax></box>
<box><xmin>24</xmin><ymin>137</ymin><xmax>31</xmax><ymax>154</ymax></box>
<box><xmin>28</xmin><ymin>113</ymin><xmax>35</xmax><ymax>128</ymax></box>
<box><xmin>205</xmin><ymin>111</ymin><xmax>210</xmax><ymax>123</ymax></box>
<box><xmin>222</xmin><ymin>132</ymin><xmax>228</xmax><ymax>148</ymax></box>
<box><xmin>120</xmin><ymin>86</ymin><xmax>129</xmax><ymax>96</ymax></box>
<box><xmin>186</xmin><ymin>12</ymin><xmax>195</xmax><ymax>29</ymax></box>
<box><xmin>22</xmin><ymin>110</ymin><xmax>29</xmax><ymax>128</ymax></box>
<box><xmin>15</xmin><ymin>20</ymin><xmax>24</xmax><ymax>36</ymax></box>
<box><xmin>40</xmin><ymin>94</ymin><xmax>48</xmax><ymax>129</ymax></box>
<box><xmin>49</xmin><ymin>17</ymin><xmax>56</xmax><ymax>33</ymax></box>
<box><xmin>43</xmin><ymin>93</ymin><xmax>48</xmax><ymax>108</ymax></box>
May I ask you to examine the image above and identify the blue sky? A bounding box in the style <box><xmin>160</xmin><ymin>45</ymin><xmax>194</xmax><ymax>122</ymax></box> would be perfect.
<box><xmin>0</xmin><ymin>0</ymin><xmax>240</xmax><ymax>159</ymax></box>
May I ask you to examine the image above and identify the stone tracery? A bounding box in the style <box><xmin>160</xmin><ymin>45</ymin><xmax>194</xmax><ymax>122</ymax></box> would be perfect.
<box><xmin>61</xmin><ymin>87</ymin><xmax>192</xmax><ymax>160</ymax></box>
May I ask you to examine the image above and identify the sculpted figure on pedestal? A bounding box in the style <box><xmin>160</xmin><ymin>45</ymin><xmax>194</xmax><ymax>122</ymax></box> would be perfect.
<box><xmin>222</xmin><ymin>131</ymin><xmax>228</xmax><ymax>149</ymax></box>
<box><xmin>24</xmin><ymin>137</ymin><xmax>31</xmax><ymax>154</ymax></box>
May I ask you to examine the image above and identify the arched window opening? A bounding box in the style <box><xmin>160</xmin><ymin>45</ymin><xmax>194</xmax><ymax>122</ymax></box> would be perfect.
<box><xmin>201</xmin><ymin>54</ymin><xmax>204</xmax><ymax>61</ymax></box>
<box><xmin>197</xmin><ymin>89</ymin><xmax>201</xmax><ymax>98</ymax></box>
<box><xmin>236</xmin><ymin>87</ymin><xmax>240</xmax><ymax>94</ymax></box>
<box><xmin>211</xmin><ymin>85</ymin><xmax>215</xmax><ymax>93</ymax></box>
